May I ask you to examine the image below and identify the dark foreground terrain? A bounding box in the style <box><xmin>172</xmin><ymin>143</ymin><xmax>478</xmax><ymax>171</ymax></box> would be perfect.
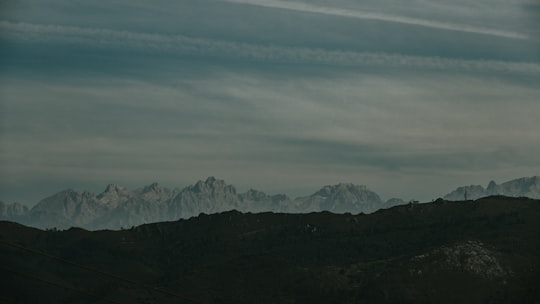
<box><xmin>1</xmin><ymin>196</ymin><xmax>539</xmax><ymax>304</ymax></box>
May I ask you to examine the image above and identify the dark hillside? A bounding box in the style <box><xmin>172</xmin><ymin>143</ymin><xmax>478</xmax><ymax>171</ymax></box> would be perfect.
<box><xmin>1</xmin><ymin>196</ymin><xmax>539</xmax><ymax>303</ymax></box>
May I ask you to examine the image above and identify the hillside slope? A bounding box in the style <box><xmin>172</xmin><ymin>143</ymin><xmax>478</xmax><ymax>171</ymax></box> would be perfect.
<box><xmin>1</xmin><ymin>196</ymin><xmax>539</xmax><ymax>303</ymax></box>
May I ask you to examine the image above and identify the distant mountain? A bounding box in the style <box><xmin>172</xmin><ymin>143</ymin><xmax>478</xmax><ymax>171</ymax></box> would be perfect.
<box><xmin>383</xmin><ymin>197</ymin><xmax>407</xmax><ymax>209</ymax></box>
<box><xmin>86</xmin><ymin>182</ymin><xmax>178</xmax><ymax>230</ymax></box>
<box><xmin>444</xmin><ymin>176</ymin><xmax>540</xmax><ymax>201</ymax></box>
<box><xmin>7</xmin><ymin>175</ymin><xmax>537</xmax><ymax>230</ymax></box>
<box><xmin>4</xmin><ymin>177</ymin><xmax>395</xmax><ymax>230</ymax></box>
<box><xmin>26</xmin><ymin>182</ymin><xmax>181</xmax><ymax>230</ymax></box>
<box><xmin>291</xmin><ymin>183</ymin><xmax>383</xmax><ymax>213</ymax></box>
<box><xmin>0</xmin><ymin>201</ymin><xmax>28</xmax><ymax>220</ymax></box>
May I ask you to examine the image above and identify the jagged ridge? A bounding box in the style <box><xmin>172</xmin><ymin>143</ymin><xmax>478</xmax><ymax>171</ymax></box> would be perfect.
<box><xmin>444</xmin><ymin>176</ymin><xmax>540</xmax><ymax>201</ymax></box>
<box><xmin>3</xmin><ymin>177</ymin><xmax>396</xmax><ymax>230</ymax></box>
<box><xmin>4</xmin><ymin>176</ymin><xmax>539</xmax><ymax>230</ymax></box>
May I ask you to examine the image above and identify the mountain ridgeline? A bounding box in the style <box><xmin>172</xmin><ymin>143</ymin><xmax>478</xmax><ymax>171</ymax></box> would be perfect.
<box><xmin>443</xmin><ymin>176</ymin><xmax>540</xmax><ymax>201</ymax></box>
<box><xmin>2</xmin><ymin>177</ymin><xmax>401</xmax><ymax>230</ymax></box>
<box><xmin>1</xmin><ymin>176</ymin><xmax>539</xmax><ymax>230</ymax></box>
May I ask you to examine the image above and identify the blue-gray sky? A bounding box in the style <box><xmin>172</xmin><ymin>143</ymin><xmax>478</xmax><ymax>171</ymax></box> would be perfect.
<box><xmin>1</xmin><ymin>0</ymin><xmax>539</xmax><ymax>205</ymax></box>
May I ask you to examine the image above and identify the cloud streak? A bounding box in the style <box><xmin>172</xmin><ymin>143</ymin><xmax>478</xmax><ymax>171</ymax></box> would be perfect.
<box><xmin>2</xmin><ymin>21</ymin><xmax>539</xmax><ymax>74</ymax></box>
<box><xmin>2</xmin><ymin>70</ymin><xmax>540</xmax><ymax>203</ymax></box>
<box><xmin>223</xmin><ymin>0</ymin><xmax>529</xmax><ymax>40</ymax></box>
<box><xmin>1</xmin><ymin>0</ymin><xmax>539</xmax><ymax>205</ymax></box>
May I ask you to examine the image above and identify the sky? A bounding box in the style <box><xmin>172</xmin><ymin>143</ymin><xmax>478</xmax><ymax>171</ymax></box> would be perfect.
<box><xmin>1</xmin><ymin>0</ymin><xmax>539</xmax><ymax>206</ymax></box>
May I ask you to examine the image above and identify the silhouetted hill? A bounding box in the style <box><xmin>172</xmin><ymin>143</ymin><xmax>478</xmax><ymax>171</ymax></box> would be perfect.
<box><xmin>1</xmin><ymin>196</ymin><xmax>539</xmax><ymax>303</ymax></box>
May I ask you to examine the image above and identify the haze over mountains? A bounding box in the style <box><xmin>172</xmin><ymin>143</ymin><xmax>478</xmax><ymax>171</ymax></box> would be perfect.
<box><xmin>1</xmin><ymin>176</ymin><xmax>538</xmax><ymax>230</ymax></box>
<box><xmin>443</xmin><ymin>176</ymin><xmax>540</xmax><ymax>201</ymax></box>
<box><xmin>0</xmin><ymin>177</ymin><xmax>398</xmax><ymax>230</ymax></box>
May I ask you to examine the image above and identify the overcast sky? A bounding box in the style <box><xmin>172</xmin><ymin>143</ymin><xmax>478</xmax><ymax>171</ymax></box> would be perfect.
<box><xmin>1</xmin><ymin>0</ymin><xmax>539</xmax><ymax>205</ymax></box>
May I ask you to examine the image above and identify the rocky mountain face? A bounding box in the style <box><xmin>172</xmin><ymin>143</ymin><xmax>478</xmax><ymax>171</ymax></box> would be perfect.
<box><xmin>6</xmin><ymin>176</ymin><xmax>537</xmax><ymax>230</ymax></box>
<box><xmin>292</xmin><ymin>183</ymin><xmax>383</xmax><ymax>213</ymax></box>
<box><xmin>4</xmin><ymin>177</ymin><xmax>395</xmax><ymax>230</ymax></box>
<box><xmin>444</xmin><ymin>176</ymin><xmax>540</xmax><ymax>201</ymax></box>
<box><xmin>0</xmin><ymin>201</ymin><xmax>29</xmax><ymax>220</ymax></box>
<box><xmin>443</xmin><ymin>185</ymin><xmax>486</xmax><ymax>201</ymax></box>
<box><xmin>2</xmin><ymin>196</ymin><xmax>539</xmax><ymax>304</ymax></box>
<box><xmin>22</xmin><ymin>182</ymin><xmax>178</xmax><ymax>230</ymax></box>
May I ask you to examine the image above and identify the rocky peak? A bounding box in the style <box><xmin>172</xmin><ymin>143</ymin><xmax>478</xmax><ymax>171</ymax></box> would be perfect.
<box><xmin>315</xmin><ymin>183</ymin><xmax>369</xmax><ymax>198</ymax></box>
<box><xmin>443</xmin><ymin>185</ymin><xmax>486</xmax><ymax>201</ymax></box>
<box><xmin>240</xmin><ymin>189</ymin><xmax>267</xmax><ymax>201</ymax></box>
<box><xmin>204</xmin><ymin>176</ymin><xmax>227</xmax><ymax>189</ymax></box>
<box><xmin>486</xmin><ymin>180</ymin><xmax>501</xmax><ymax>195</ymax></box>
<box><xmin>143</xmin><ymin>182</ymin><xmax>162</xmax><ymax>193</ymax></box>
<box><xmin>295</xmin><ymin>182</ymin><xmax>381</xmax><ymax>214</ymax></box>
<box><xmin>29</xmin><ymin>189</ymin><xmax>97</xmax><ymax>217</ymax></box>
<box><xmin>103</xmin><ymin>184</ymin><xmax>126</xmax><ymax>194</ymax></box>
<box><xmin>499</xmin><ymin>176</ymin><xmax>540</xmax><ymax>198</ymax></box>
<box><xmin>190</xmin><ymin>177</ymin><xmax>236</xmax><ymax>195</ymax></box>
<box><xmin>206</xmin><ymin>176</ymin><xmax>218</xmax><ymax>183</ymax></box>
<box><xmin>97</xmin><ymin>184</ymin><xmax>130</xmax><ymax>206</ymax></box>
<box><xmin>444</xmin><ymin>176</ymin><xmax>540</xmax><ymax>200</ymax></box>
<box><xmin>52</xmin><ymin>189</ymin><xmax>94</xmax><ymax>201</ymax></box>
<box><xmin>0</xmin><ymin>201</ymin><xmax>29</xmax><ymax>218</ymax></box>
<box><xmin>137</xmin><ymin>182</ymin><xmax>174</xmax><ymax>202</ymax></box>
<box><xmin>316</xmin><ymin>184</ymin><xmax>341</xmax><ymax>197</ymax></box>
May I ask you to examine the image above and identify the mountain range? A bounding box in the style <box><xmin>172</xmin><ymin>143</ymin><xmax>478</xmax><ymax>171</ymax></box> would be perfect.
<box><xmin>1</xmin><ymin>177</ymin><xmax>401</xmax><ymax>230</ymax></box>
<box><xmin>1</xmin><ymin>176</ymin><xmax>538</xmax><ymax>230</ymax></box>
<box><xmin>443</xmin><ymin>176</ymin><xmax>540</xmax><ymax>201</ymax></box>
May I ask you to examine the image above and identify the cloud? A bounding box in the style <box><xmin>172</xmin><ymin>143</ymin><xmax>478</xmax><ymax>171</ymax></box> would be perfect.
<box><xmin>222</xmin><ymin>0</ymin><xmax>529</xmax><ymax>40</ymax></box>
<box><xmin>1</xmin><ymin>0</ymin><xmax>539</xmax><ymax>204</ymax></box>
<box><xmin>2</xmin><ymin>71</ymin><xmax>539</xmax><ymax>167</ymax></box>
<box><xmin>1</xmin><ymin>21</ymin><xmax>539</xmax><ymax>74</ymax></box>
<box><xmin>1</xmin><ymin>69</ymin><xmax>540</xmax><ymax>203</ymax></box>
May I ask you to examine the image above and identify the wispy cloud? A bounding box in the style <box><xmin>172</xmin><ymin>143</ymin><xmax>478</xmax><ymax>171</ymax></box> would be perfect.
<box><xmin>1</xmin><ymin>0</ymin><xmax>538</xmax><ymax>205</ymax></box>
<box><xmin>1</xmin><ymin>21</ymin><xmax>539</xmax><ymax>73</ymax></box>
<box><xmin>223</xmin><ymin>0</ymin><xmax>529</xmax><ymax>40</ymax></box>
<box><xmin>2</xmin><ymin>68</ymin><xmax>540</xmax><ymax>203</ymax></box>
